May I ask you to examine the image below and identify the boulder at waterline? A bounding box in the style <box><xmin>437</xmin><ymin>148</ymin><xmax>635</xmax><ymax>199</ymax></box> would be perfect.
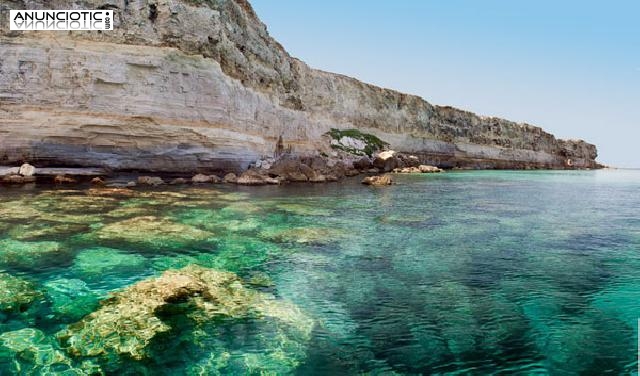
<box><xmin>419</xmin><ymin>165</ymin><xmax>443</xmax><ymax>173</ymax></box>
<box><xmin>372</xmin><ymin>150</ymin><xmax>399</xmax><ymax>172</ymax></box>
<box><xmin>191</xmin><ymin>174</ymin><xmax>215</xmax><ymax>183</ymax></box>
<box><xmin>361</xmin><ymin>175</ymin><xmax>394</xmax><ymax>186</ymax></box>
<box><xmin>236</xmin><ymin>169</ymin><xmax>271</xmax><ymax>185</ymax></box>
<box><xmin>169</xmin><ymin>177</ymin><xmax>188</xmax><ymax>185</ymax></box>
<box><xmin>18</xmin><ymin>163</ymin><xmax>36</xmax><ymax>177</ymax></box>
<box><xmin>1</xmin><ymin>174</ymin><xmax>35</xmax><ymax>184</ymax></box>
<box><xmin>137</xmin><ymin>176</ymin><xmax>165</xmax><ymax>186</ymax></box>
<box><xmin>53</xmin><ymin>175</ymin><xmax>77</xmax><ymax>184</ymax></box>
<box><xmin>223</xmin><ymin>173</ymin><xmax>238</xmax><ymax>183</ymax></box>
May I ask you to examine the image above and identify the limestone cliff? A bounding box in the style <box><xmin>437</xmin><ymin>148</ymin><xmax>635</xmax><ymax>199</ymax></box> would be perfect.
<box><xmin>0</xmin><ymin>0</ymin><xmax>599</xmax><ymax>172</ymax></box>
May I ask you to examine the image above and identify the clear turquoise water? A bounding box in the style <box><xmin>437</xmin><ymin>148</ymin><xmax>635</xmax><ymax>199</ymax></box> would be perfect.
<box><xmin>0</xmin><ymin>170</ymin><xmax>638</xmax><ymax>374</ymax></box>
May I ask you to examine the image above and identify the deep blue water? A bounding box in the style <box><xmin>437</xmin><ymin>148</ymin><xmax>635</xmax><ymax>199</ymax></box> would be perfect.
<box><xmin>0</xmin><ymin>170</ymin><xmax>638</xmax><ymax>374</ymax></box>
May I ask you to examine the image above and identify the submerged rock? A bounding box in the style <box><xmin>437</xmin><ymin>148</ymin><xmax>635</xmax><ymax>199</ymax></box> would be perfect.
<box><xmin>31</xmin><ymin>193</ymin><xmax>118</xmax><ymax>216</ymax></box>
<box><xmin>8</xmin><ymin>222</ymin><xmax>90</xmax><ymax>241</ymax></box>
<box><xmin>44</xmin><ymin>278</ymin><xmax>101</xmax><ymax>322</ymax></box>
<box><xmin>259</xmin><ymin>226</ymin><xmax>343</xmax><ymax>245</ymax></box>
<box><xmin>94</xmin><ymin>216</ymin><xmax>214</xmax><ymax>250</ymax></box>
<box><xmin>0</xmin><ymin>239</ymin><xmax>69</xmax><ymax>269</ymax></box>
<box><xmin>56</xmin><ymin>265</ymin><xmax>313</xmax><ymax>362</ymax></box>
<box><xmin>72</xmin><ymin>247</ymin><xmax>147</xmax><ymax>281</ymax></box>
<box><xmin>0</xmin><ymin>328</ymin><xmax>102</xmax><ymax>375</ymax></box>
<box><xmin>361</xmin><ymin>175</ymin><xmax>394</xmax><ymax>186</ymax></box>
<box><xmin>0</xmin><ymin>273</ymin><xmax>43</xmax><ymax>313</ymax></box>
<box><xmin>87</xmin><ymin>187</ymin><xmax>136</xmax><ymax>198</ymax></box>
<box><xmin>0</xmin><ymin>201</ymin><xmax>43</xmax><ymax>221</ymax></box>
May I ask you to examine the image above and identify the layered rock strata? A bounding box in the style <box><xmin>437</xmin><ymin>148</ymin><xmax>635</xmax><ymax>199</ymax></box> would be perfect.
<box><xmin>0</xmin><ymin>0</ymin><xmax>598</xmax><ymax>172</ymax></box>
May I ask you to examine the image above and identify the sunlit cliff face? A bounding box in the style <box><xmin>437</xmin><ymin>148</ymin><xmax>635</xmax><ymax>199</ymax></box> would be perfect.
<box><xmin>0</xmin><ymin>0</ymin><xmax>597</xmax><ymax>172</ymax></box>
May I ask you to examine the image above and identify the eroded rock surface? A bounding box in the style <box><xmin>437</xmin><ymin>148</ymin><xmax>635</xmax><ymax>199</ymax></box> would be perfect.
<box><xmin>0</xmin><ymin>0</ymin><xmax>598</xmax><ymax>171</ymax></box>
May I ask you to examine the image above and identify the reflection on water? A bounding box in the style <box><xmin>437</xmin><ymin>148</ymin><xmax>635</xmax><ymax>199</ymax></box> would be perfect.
<box><xmin>0</xmin><ymin>170</ymin><xmax>638</xmax><ymax>374</ymax></box>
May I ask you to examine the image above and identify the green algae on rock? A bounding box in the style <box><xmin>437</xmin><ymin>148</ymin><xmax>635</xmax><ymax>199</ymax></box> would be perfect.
<box><xmin>0</xmin><ymin>273</ymin><xmax>43</xmax><ymax>313</ymax></box>
<box><xmin>57</xmin><ymin>265</ymin><xmax>313</xmax><ymax>363</ymax></box>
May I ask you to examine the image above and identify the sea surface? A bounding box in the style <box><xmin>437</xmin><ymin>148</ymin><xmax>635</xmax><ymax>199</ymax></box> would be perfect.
<box><xmin>0</xmin><ymin>170</ymin><xmax>638</xmax><ymax>375</ymax></box>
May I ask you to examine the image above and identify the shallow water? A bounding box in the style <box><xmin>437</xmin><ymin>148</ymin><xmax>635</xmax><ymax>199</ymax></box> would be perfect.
<box><xmin>0</xmin><ymin>170</ymin><xmax>638</xmax><ymax>374</ymax></box>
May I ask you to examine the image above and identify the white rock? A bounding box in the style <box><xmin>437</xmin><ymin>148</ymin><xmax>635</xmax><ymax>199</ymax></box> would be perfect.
<box><xmin>338</xmin><ymin>136</ymin><xmax>366</xmax><ymax>151</ymax></box>
<box><xmin>376</xmin><ymin>150</ymin><xmax>396</xmax><ymax>161</ymax></box>
<box><xmin>18</xmin><ymin>163</ymin><xmax>36</xmax><ymax>176</ymax></box>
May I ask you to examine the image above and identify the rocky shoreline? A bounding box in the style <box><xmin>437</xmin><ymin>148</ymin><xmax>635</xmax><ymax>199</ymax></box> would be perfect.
<box><xmin>1</xmin><ymin>144</ymin><xmax>602</xmax><ymax>189</ymax></box>
<box><xmin>0</xmin><ymin>149</ymin><xmax>450</xmax><ymax>188</ymax></box>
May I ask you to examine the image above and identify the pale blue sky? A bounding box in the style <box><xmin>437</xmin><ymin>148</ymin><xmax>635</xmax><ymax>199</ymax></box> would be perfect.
<box><xmin>251</xmin><ymin>0</ymin><xmax>639</xmax><ymax>167</ymax></box>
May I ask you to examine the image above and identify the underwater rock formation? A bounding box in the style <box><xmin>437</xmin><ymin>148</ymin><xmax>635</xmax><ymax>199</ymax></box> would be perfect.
<box><xmin>56</xmin><ymin>265</ymin><xmax>313</xmax><ymax>362</ymax></box>
<box><xmin>0</xmin><ymin>273</ymin><xmax>43</xmax><ymax>313</ymax></box>
<box><xmin>71</xmin><ymin>247</ymin><xmax>147</xmax><ymax>282</ymax></box>
<box><xmin>43</xmin><ymin>278</ymin><xmax>101</xmax><ymax>322</ymax></box>
<box><xmin>0</xmin><ymin>239</ymin><xmax>69</xmax><ymax>270</ymax></box>
<box><xmin>0</xmin><ymin>0</ymin><xmax>598</xmax><ymax>172</ymax></box>
<box><xmin>94</xmin><ymin>216</ymin><xmax>214</xmax><ymax>250</ymax></box>
<box><xmin>0</xmin><ymin>328</ymin><xmax>103</xmax><ymax>375</ymax></box>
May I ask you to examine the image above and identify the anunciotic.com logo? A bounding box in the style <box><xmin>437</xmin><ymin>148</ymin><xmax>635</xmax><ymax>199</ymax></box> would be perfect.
<box><xmin>9</xmin><ymin>10</ymin><xmax>113</xmax><ymax>30</ymax></box>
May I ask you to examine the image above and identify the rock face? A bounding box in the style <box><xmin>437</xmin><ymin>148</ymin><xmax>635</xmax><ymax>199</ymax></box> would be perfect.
<box><xmin>0</xmin><ymin>0</ymin><xmax>599</xmax><ymax>171</ymax></box>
